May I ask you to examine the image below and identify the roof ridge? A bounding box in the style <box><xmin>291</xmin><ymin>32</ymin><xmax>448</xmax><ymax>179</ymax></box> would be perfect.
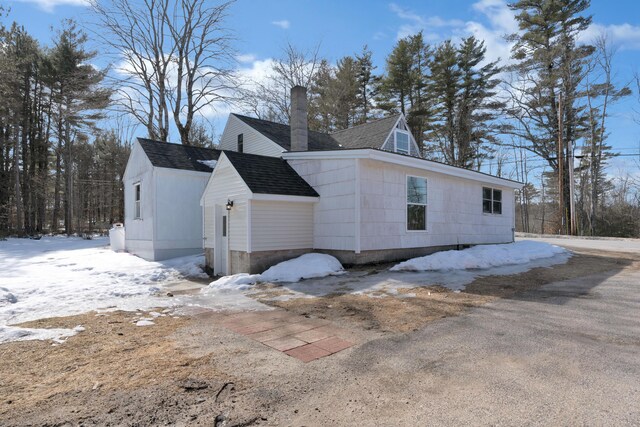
<box><xmin>329</xmin><ymin>114</ymin><xmax>401</xmax><ymax>135</ymax></box>
<box><xmin>137</xmin><ymin>137</ymin><xmax>220</xmax><ymax>153</ymax></box>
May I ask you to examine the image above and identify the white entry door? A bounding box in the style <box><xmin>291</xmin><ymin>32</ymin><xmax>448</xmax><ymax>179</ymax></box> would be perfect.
<box><xmin>214</xmin><ymin>205</ymin><xmax>229</xmax><ymax>275</ymax></box>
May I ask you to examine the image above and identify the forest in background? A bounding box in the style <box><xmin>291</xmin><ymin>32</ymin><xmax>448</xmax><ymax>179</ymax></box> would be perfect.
<box><xmin>1</xmin><ymin>0</ymin><xmax>639</xmax><ymax>238</ymax></box>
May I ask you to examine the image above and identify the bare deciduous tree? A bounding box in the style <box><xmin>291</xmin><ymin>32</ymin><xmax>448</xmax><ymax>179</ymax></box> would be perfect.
<box><xmin>240</xmin><ymin>42</ymin><xmax>321</xmax><ymax>124</ymax></box>
<box><xmin>91</xmin><ymin>0</ymin><xmax>237</xmax><ymax>145</ymax></box>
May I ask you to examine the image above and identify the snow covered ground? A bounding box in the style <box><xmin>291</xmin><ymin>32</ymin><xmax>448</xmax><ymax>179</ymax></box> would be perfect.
<box><xmin>0</xmin><ymin>237</ymin><xmax>570</xmax><ymax>344</ymax></box>
<box><xmin>0</xmin><ymin>236</ymin><xmax>207</xmax><ymax>343</ymax></box>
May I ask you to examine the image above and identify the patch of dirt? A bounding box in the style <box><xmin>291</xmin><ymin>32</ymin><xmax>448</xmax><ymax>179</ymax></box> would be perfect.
<box><xmin>261</xmin><ymin>250</ymin><xmax>638</xmax><ymax>334</ymax></box>
<box><xmin>0</xmin><ymin>311</ymin><xmax>258</xmax><ymax>426</ymax></box>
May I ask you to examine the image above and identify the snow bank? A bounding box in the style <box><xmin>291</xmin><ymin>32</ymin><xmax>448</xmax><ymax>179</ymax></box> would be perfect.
<box><xmin>391</xmin><ymin>241</ymin><xmax>567</xmax><ymax>272</ymax></box>
<box><xmin>261</xmin><ymin>253</ymin><xmax>345</xmax><ymax>283</ymax></box>
<box><xmin>0</xmin><ymin>236</ymin><xmax>209</xmax><ymax>343</ymax></box>
<box><xmin>208</xmin><ymin>273</ymin><xmax>262</xmax><ymax>290</ymax></box>
<box><xmin>204</xmin><ymin>253</ymin><xmax>344</xmax><ymax>291</ymax></box>
<box><xmin>200</xmin><ymin>254</ymin><xmax>345</xmax><ymax>308</ymax></box>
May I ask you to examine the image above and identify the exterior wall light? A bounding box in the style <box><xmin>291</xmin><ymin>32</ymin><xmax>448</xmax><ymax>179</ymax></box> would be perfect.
<box><xmin>225</xmin><ymin>199</ymin><xmax>234</xmax><ymax>211</ymax></box>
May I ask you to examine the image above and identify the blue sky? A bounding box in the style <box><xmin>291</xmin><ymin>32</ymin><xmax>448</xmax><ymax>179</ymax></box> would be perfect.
<box><xmin>4</xmin><ymin>0</ymin><xmax>640</xmax><ymax>176</ymax></box>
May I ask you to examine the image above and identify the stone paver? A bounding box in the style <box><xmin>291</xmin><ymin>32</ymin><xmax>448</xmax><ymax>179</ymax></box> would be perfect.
<box><xmin>284</xmin><ymin>344</ymin><xmax>332</xmax><ymax>363</ymax></box>
<box><xmin>293</xmin><ymin>328</ymin><xmax>334</xmax><ymax>343</ymax></box>
<box><xmin>220</xmin><ymin>310</ymin><xmax>354</xmax><ymax>362</ymax></box>
<box><xmin>313</xmin><ymin>337</ymin><xmax>353</xmax><ymax>353</ymax></box>
<box><xmin>263</xmin><ymin>336</ymin><xmax>308</xmax><ymax>351</ymax></box>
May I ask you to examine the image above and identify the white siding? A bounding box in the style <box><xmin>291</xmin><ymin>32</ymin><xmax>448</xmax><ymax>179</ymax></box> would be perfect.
<box><xmin>219</xmin><ymin>114</ymin><xmax>284</xmax><ymax>157</ymax></box>
<box><xmin>122</xmin><ymin>142</ymin><xmax>155</xmax><ymax>249</ymax></box>
<box><xmin>202</xmin><ymin>158</ymin><xmax>251</xmax><ymax>251</ymax></box>
<box><xmin>154</xmin><ymin>168</ymin><xmax>211</xmax><ymax>251</ymax></box>
<box><xmin>288</xmin><ymin>158</ymin><xmax>357</xmax><ymax>251</ymax></box>
<box><xmin>250</xmin><ymin>201</ymin><xmax>314</xmax><ymax>251</ymax></box>
<box><xmin>358</xmin><ymin>159</ymin><xmax>515</xmax><ymax>251</ymax></box>
<box><xmin>203</xmin><ymin>205</ymin><xmax>215</xmax><ymax>249</ymax></box>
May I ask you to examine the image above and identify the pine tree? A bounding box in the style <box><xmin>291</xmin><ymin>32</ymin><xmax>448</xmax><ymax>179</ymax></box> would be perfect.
<box><xmin>506</xmin><ymin>0</ymin><xmax>594</xmax><ymax>234</ymax></box>
<box><xmin>426</xmin><ymin>36</ymin><xmax>504</xmax><ymax>169</ymax></box>
<box><xmin>49</xmin><ymin>20</ymin><xmax>110</xmax><ymax>235</ymax></box>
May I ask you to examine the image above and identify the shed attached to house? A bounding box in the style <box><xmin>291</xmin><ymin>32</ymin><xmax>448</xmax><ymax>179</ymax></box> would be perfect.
<box><xmin>201</xmin><ymin>151</ymin><xmax>319</xmax><ymax>275</ymax></box>
<box><xmin>122</xmin><ymin>138</ymin><xmax>220</xmax><ymax>261</ymax></box>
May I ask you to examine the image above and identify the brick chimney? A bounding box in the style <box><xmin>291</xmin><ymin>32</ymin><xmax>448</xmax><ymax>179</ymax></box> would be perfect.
<box><xmin>290</xmin><ymin>85</ymin><xmax>308</xmax><ymax>152</ymax></box>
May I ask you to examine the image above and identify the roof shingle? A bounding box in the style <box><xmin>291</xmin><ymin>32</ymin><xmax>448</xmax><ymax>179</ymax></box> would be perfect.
<box><xmin>232</xmin><ymin>114</ymin><xmax>341</xmax><ymax>151</ymax></box>
<box><xmin>329</xmin><ymin>115</ymin><xmax>400</xmax><ymax>150</ymax></box>
<box><xmin>223</xmin><ymin>150</ymin><xmax>318</xmax><ymax>197</ymax></box>
<box><xmin>138</xmin><ymin>138</ymin><xmax>220</xmax><ymax>172</ymax></box>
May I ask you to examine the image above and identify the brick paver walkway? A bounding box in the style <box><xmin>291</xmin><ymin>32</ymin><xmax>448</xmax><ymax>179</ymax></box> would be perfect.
<box><xmin>221</xmin><ymin>310</ymin><xmax>354</xmax><ymax>363</ymax></box>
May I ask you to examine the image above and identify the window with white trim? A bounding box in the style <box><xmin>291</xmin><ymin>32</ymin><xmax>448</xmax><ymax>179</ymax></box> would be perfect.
<box><xmin>407</xmin><ymin>176</ymin><xmax>427</xmax><ymax>230</ymax></box>
<box><xmin>483</xmin><ymin>187</ymin><xmax>502</xmax><ymax>214</ymax></box>
<box><xmin>134</xmin><ymin>183</ymin><xmax>141</xmax><ymax>219</ymax></box>
<box><xmin>395</xmin><ymin>130</ymin><xmax>410</xmax><ymax>154</ymax></box>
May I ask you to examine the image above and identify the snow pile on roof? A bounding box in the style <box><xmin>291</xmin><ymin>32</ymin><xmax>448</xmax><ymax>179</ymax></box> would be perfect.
<box><xmin>0</xmin><ymin>236</ymin><xmax>208</xmax><ymax>344</ymax></box>
<box><xmin>197</xmin><ymin>159</ymin><xmax>218</xmax><ymax>169</ymax></box>
<box><xmin>391</xmin><ymin>241</ymin><xmax>567</xmax><ymax>272</ymax></box>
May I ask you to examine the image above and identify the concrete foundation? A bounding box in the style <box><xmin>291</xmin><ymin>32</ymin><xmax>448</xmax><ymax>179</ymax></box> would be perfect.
<box><xmin>317</xmin><ymin>245</ymin><xmax>463</xmax><ymax>266</ymax></box>
<box><xmin>206</xmin><ymin>243</ymin><xmax>514</xmax><ymax>275</ymax></box>
<box><xmin>231</xmin><ymin>248</ymin><xmax>312</xmax><ymax>274</ymax></box>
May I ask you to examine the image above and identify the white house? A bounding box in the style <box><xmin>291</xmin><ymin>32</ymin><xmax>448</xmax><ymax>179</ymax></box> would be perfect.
<box><xmin>122</xmin><ymin>138</ymin><xmax>220</xmax><ymax>260</ymax></box>
<box><xmin>201</xmin><ymin>86</ymin><xmax>522</xmax><ymax>275</ymax></box>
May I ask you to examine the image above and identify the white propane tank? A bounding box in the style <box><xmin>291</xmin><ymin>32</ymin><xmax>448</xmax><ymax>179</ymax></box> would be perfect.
<box><xmin>109</xmin><ymin>223</ymin><xmax>125</xmax><ymax>252</ymax></box>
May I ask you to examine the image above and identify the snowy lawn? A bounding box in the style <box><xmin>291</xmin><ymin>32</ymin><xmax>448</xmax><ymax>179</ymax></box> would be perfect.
<box><xmin>0</xmin><ymin>236</ymin><xmax>207</xmax><ymax>343</ymax></box>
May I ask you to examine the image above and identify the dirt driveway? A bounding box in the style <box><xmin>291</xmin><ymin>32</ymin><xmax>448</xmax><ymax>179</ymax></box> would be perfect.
<box><xmin>1</xmin><ymin>239</ymin><xmax>639</xmax><ymax>426</ymax></box>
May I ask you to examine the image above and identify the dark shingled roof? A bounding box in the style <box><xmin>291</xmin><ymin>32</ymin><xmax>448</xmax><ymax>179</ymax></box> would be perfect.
<box><xmin>329</xmin><ymin>114</ymin><xmax>401</xmax><ymax>150</ymax></box>
<box><xmin>138</xmin><ymin>138</ymin><xmax>220</xmax><ymax>172</ymax></box>
<box><xmin>223</xmin><ymin>150</ymin><xmax>319</xmax><ymax>197</ymax></box>
<box><xmin>232</xmin><ymin>114</ymin><xmax>342</xmax><ymax>151</ymax></box>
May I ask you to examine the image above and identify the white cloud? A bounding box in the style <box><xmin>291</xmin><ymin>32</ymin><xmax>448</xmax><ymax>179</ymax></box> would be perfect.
<box><xmin>389</xmin><ymin>0</ymin><xmax>515</xmax><ymax>64</ymax></box>
<box><xmin>236</xmin><ymin>53</ymin><xmax>258</xmax><ymax>64</ymax></box>
<box><xmin>14</xmin><ymin>0</ymin><xmax>89</xmax><ymax>13</ymax></box>
<box><xmin>581</xmin><ymin>23</ymin><xmax>640</xmax><ymax>50</ymax></box>
<box><xmin>271</xmin><ymin>20</ymin><xmax>290</xmax><ymax>30</ymax></box>
<box><xmin>389</xmin><ymin>3</ymin><xmax>463</xmax><ymax>40</ymax></box>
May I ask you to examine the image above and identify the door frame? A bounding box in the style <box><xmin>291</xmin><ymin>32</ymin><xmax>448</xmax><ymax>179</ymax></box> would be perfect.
<box><xmin>214</xmin><ymin>204</ymin><xmax>229</xmax><ymax>275</ymax></box>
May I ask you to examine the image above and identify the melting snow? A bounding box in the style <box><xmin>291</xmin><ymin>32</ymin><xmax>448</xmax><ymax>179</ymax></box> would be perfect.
<box><xmin>391</xmin><ymin>241</ymin><xmax>568</xmax><ymax>271</ymax></box>
<box><xmin>197</xmin><ymin>159</ymin><xmax>218</xmax><ymax>169</ymax></box>
<box><xmin>0</xmin><ymin>236</ymin><xmax>208</xmax><ymax>343</ymax></box>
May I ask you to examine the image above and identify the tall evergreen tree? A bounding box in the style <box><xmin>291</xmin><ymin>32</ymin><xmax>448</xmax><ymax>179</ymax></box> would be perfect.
<box><xmin>49</xmin><ymin>20</ymin><xmax>110</xmax><ymax>235</ymax></box>
<box><xmin>506</xmin><ymin>0</ymin><xmax>594</xmax><ymax>233</ymax></box>
<box><xmin>377</xmin><ymin>32</ymin><xmax>431</xmax><ymax>149</ymax></box>
<box><xmin>354</xmin><ymin>45</ymin><xmax>377</xmax><ymax>124</ymax></box>
<box><xmin>428</xmin><ymin>36</ymin><xmax>504</xmax><ymax>169</ymax></box>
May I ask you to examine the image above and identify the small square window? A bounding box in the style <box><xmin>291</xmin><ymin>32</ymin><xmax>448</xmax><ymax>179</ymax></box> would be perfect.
<box><xmin>483</xmin><ymin>187</ymin><xmax>502</xmax><ymax>215</ymax></box>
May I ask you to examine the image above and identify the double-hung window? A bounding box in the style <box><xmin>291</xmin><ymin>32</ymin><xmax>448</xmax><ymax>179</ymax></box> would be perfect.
<box><xmin>237</xmin><ymin>133</ymin><xmax>244</xmax><ymax>153</ymax></box>
<box><xmin>134</xmin><ymin>183</ymin><xmax>141</xmax><ymax>219</ymax></box>
<box><xmin>395</xmin><ymin>130</ymin><xmax>410</xmax><ymax>154</ymax></box>
<box><xmin>407</xmin><ymin>176</ymin><xmax>427</xmax><ymax>231</ymax></box>
<box><xmin>482</xmin><ymin>187</ymin><xmax>502</xmax><ymax>214</ymax></box>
